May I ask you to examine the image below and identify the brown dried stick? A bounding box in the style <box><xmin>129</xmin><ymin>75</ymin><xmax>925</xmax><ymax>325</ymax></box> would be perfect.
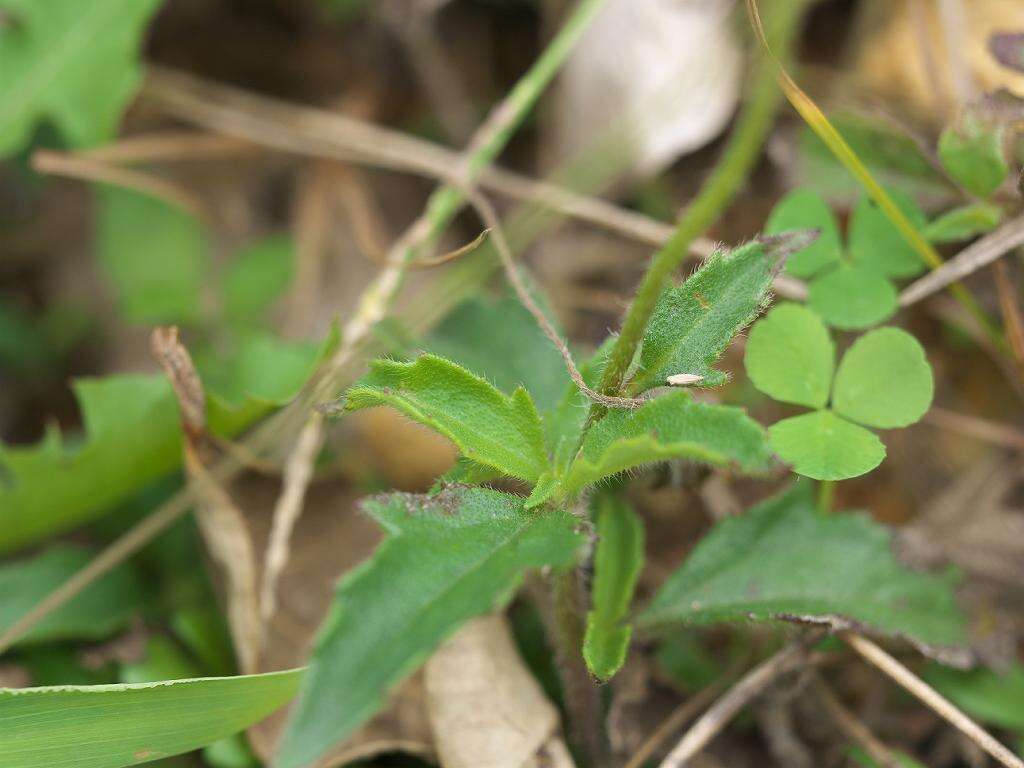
<box><xmin>844</xmin><ymin>633</ymin><xmax>1024</xmax><ymax>768</ymax></box>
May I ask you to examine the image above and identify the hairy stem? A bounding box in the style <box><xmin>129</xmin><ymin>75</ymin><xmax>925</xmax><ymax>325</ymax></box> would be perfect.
<box><xmin>551</xmin><ymin>568</ymin><xmax>611</xmax><ymax>768</ymax></box>
<box><xmin>595</xmin><ymin>0</ymin><xmax>810</xmax><ymax>403</ymax></box>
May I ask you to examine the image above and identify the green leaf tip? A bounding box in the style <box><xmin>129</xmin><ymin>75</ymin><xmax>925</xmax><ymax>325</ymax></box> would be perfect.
<box><xmin>640</xmin><ymin>483</ymin><xmax>967</xmax><ymax>652</ymax></box>
<box><xmin>277</xmin><ymin>486</ymin><xmax>583</xmax><ymax>768</ymax></box>
<box><xmin>0</xmin><ymin>669</ymin><xmax>304</xmax><ymax>768</ymax></box>
<box><xmin>632</xmin><ymin>241</ymin><xmax>779</xmax><ymax>393</ymax></box>
<box><xmin>584</xmin><ymin>494</ymin><xmax>644</xmax><ymax>681</ymax></box>
<box><xmin>343</xmin><ymin>354</ymin><xmax>549</xmax><ymax>483</ymax></box>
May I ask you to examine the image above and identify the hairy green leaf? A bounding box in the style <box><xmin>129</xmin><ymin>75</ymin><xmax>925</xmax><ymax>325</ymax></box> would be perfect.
<box><xmin>938</xmin><ymin>117</ymin><xmax>1009</xmax><ymax>199</ymax></box>
<box><xmin>277</xmin><ymin>486</ymin><xmax>583</xmax><ymax>768</ymax></box>
<box><xmin>925</xmin><ymin>663</ymin><xmax>1024</xmax><ymax>731</ymax></box>
<box><xmin>222</xmin><ymin>236</ymin><xmax>294</xmax><ymax>325</ymax></box>
<box><xmin>343</xmin><ymin>354</ymin><xmax>549</xmax><ymax>482</ymax></box>
<box><xmin>924</xmin><ymin>202</ymin><xmax>1002</xmax><ymax>243</ymax></box>
<box><xmin>768</xmin><ymin>410</ymin><xmax>885</xmax><ymax>481</ymax></box>
<box><xmin>426</xmin><ymin>295</ymin><xmax>568</xmax><ymax>413</ymax></box>
<box><xmin>744</xmin><ymin>304</ymin><xmax>834</xmax><ymax>409</ymax></box>
<box><xmin>0</xmin><ymin>0</ymin><xmax>161</xmax><ymax>156</ymax></box>
<box><xmin>640</xmin><ymin>483</ymin><xmax>966</xmax><ymax>650</ymax></box>
<box><xmin>807</xmin><ymin>263</ymin><xmax>897</xmax><ymax>330</ymax></box>
<box><xmin>0</xmin><ymin>375</ymin><xmax>182</xmax><ymax>554</ymax></box>
<box><xmin>561</xmin><ymin>391</ymin><xmax>772</xmax><ymax>497</ymax></box>
<box><xmin>832</xmin><ymin>328</ymin><xmax>933</xmax><ymax>429</ymax></box>
<box><xmin>0</xmin><ymin>669</ymin><xmax>303</xmax><ymax>768</ymax></box>
<box><xmin>0</xmin><ymin>545</ymin><xmax>146</xmax><ymax>646</ymax></box>
<box><xmin>764</xmin><ymin>189</ymin><xmax>842</xmax><ymax>278</ymax></box>
<box><xmin>584</xmin><ymin>494</ymin><xmax>644</xmax><ymax>681</ymax></box>
<box><xmin>631</xmin><ymin>243</ymin><xmax>777</xmax><ymax>392</ymax></box>
<box><xmin>96</xmin><ymin>187</ymin><xmax>209</xmax><ymax>326</ymax></box>
<box><xmin>848</xmin><ymin>189</ymin><xmax>928</xmax><ymax>279</ymax></box>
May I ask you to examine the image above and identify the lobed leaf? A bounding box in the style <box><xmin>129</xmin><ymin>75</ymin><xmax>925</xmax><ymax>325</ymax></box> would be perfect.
<box><xmin>744</xmin><ymin>303</ymin><xmax>834</xmax><ymax>409</ymax></box>
<box><xmin>583</xmin><ymin>494</ymin><xmax>645</xmax><ymax>681</ymax></box>
<box><xmin>342</xmin><ymin>354</ymin><xmax>549</xmax><ymax>482</ymax></box>
<box><xmin>1</xmin><ymin>333</ymin><xmax>332</xmax><ymax>554</ymax></box>
<box><xmin>631</xmin><ymin>243</ymin><xmax>778</xmax><ymax>393</ymax></box>
<box><xmin>768</xmin><ymin>410</ymin><xmax>885</xmax><ymax>481</ymax></box>
<box><xmin>425</xmin><ymin>295</ymin><xmax>569</xmax><ymax>413</ymax></box>
<box><xmin>0</xmin><ymin>545</ymin><xmax>146</xmax><ymax>646</ymax></box>
<box><xmin>0</xmin><ymin>669</ymin><xmax>303</xmax><ymax>768</ymax></box>
<box><xmin>848</xmin><ymin>189</ymin><xmax>929</xmax><ymax>279</ymax></box>
<box><xmin>0</xmin><ymin>0</ymin><xmax>161</xmax><ymax>156</ymax></box>
<box><xmin>807</xmin><ymin>263</ymin><xmax>896</xmax><ymax>330</ymax></box>
<box><xmin>96</xmin><ymin>187</ymin><xmax>209</xmax><ymax>327</ymax></box>
<box><xmin>938</xmin><ymin>117</ymin><xmax>1009</xmax><ymax>199</ymax></box>
<box><xmin>764</xmin><ymin>189</ymin><xmax>842</xmax><ymax>278</ymax></box>
<box><xmin>832</xmin><ymin>328</ymin><xmax>933</xmax><ymax>429</ymax></box>
<box><xmin>561</xmin><ymin>391</ymin><xmax>773</xmax><ymax>498</ymax></box>
<box><xmin>277</xmin><ymin>486</ymin><xmax>583</xmax><ymax>768</ymax></box>
<box><xmin>0</xmin><ymin>375</ymin><xmax>182</xmax><ymax>554</ymax></box>
<box><xmin>640</xmin><ymin>483</ymin><xmax>966</xmax><ymax>651</ymax></box>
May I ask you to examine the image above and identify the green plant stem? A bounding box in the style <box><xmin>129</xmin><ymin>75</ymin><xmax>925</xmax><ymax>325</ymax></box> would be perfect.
<box><xmin>551</xmin><ymin>568</ymin><xmax>611</xmax><ymax>768</ymax></box>
<box><xmin>315</xmin><ymin>0</ymin><xmax>609</xmax><ymax>402</ymax></box>
<box><xmin>595</xmin><ymin>0</ymin><xmax>809</xmax><ymax>403</ymax></box>
<box><xmin>818</xmin><ymin>480</ymin><xmax>834</xmax><ymax>514</ymax></box>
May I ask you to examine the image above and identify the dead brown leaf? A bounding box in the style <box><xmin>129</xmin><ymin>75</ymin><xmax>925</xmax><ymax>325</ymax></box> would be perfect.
<box><xmin>424</xmin><ymin>614</ymin><xmax>575</xmax><ymax>768</ymax></box>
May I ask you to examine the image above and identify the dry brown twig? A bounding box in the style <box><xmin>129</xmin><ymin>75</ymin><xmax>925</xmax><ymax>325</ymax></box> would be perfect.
<box><xmin>151</xmin><ymin>327</ymin><xmax>262</xmax><ymax>673</ymax></box>
<box><xmin>812</xmin><ymin>674</ymin><xmax>904</xmax><ymax>768</ymax></box>
<box><xmin>657</xmin><ymin>639</ymin><xmax>813</xmax><ymax>768</ymax></box>
<box><xmin>31</xmin><ymin>148</ymin><xmax>207</xmax><ymax>218</ymax></box>
<box><xmin>994</xmin><ymin>258</ymin><xmax>1024</xmax><ymax>381</ymax></box>
<box><xmin>460</xmin><ymin>185</ymin><xmax>647</xmax><ymax>409</ymax></box>
<box><xmin>623</xmin><ymin>656</ymin><xmax>747</xmax><ymax>768</ymax></box>
<box><xmin>924</xmin><ymin>406</ymin><xmax>1024</xmax><ymax>451</ymax></box>
<box><xmin>901</xmin><ymin>214</ymin><xmax>1024</xmax><ymax>307</ymax></box>
<box><xmin>843</xmin><ymin>633</ymin><xmax>1024</xmax><ymax>768</ymax></box>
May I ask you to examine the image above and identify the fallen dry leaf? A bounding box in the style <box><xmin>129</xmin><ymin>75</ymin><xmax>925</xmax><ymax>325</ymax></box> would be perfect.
<box><xmin>425</xmin><ymin>613</ymin><xmax>575</xmax><ymax>768</ymax></box>
<box><xmin>850</xmin><ymin>0</ymin><xmax>1024</xmax><ymax>122</ymax></box>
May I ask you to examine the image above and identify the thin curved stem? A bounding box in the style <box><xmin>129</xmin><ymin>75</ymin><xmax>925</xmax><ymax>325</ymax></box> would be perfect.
<box><xmin>595</xmin><ymin>0</ymin><xmax>810</xmax><ymax>405</ymax></box>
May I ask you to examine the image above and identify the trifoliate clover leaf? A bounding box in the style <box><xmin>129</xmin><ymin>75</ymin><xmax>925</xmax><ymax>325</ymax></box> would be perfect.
<box><xmin>762</xmin><ymin>189</ymin><xmax>929</xmax><ymax>330</ymax></box>
<box><xmin>848</xmin><ymin>188</ymin><xmax>929</xmax><ymax>279</ymax></box>
<box><xmin>764</xmin><ymin>189</ymin><xmax>842</xmax><ymax>278</ymax></box>
<box><xmin>745</xmin><ymin>309</ymin><xmax>934</xmax><ymax>480</ymax></box>
<box><xmin>744</xmin><ymin>304</ymin><xmax>834</xmax><ymax>409</ymax></box>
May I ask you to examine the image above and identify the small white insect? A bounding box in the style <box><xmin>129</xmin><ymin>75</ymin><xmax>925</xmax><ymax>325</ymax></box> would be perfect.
<box><xmin>666</xmin><ymin>373</ymin><xmax>705</xmax><ymax>387</ymax></box>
